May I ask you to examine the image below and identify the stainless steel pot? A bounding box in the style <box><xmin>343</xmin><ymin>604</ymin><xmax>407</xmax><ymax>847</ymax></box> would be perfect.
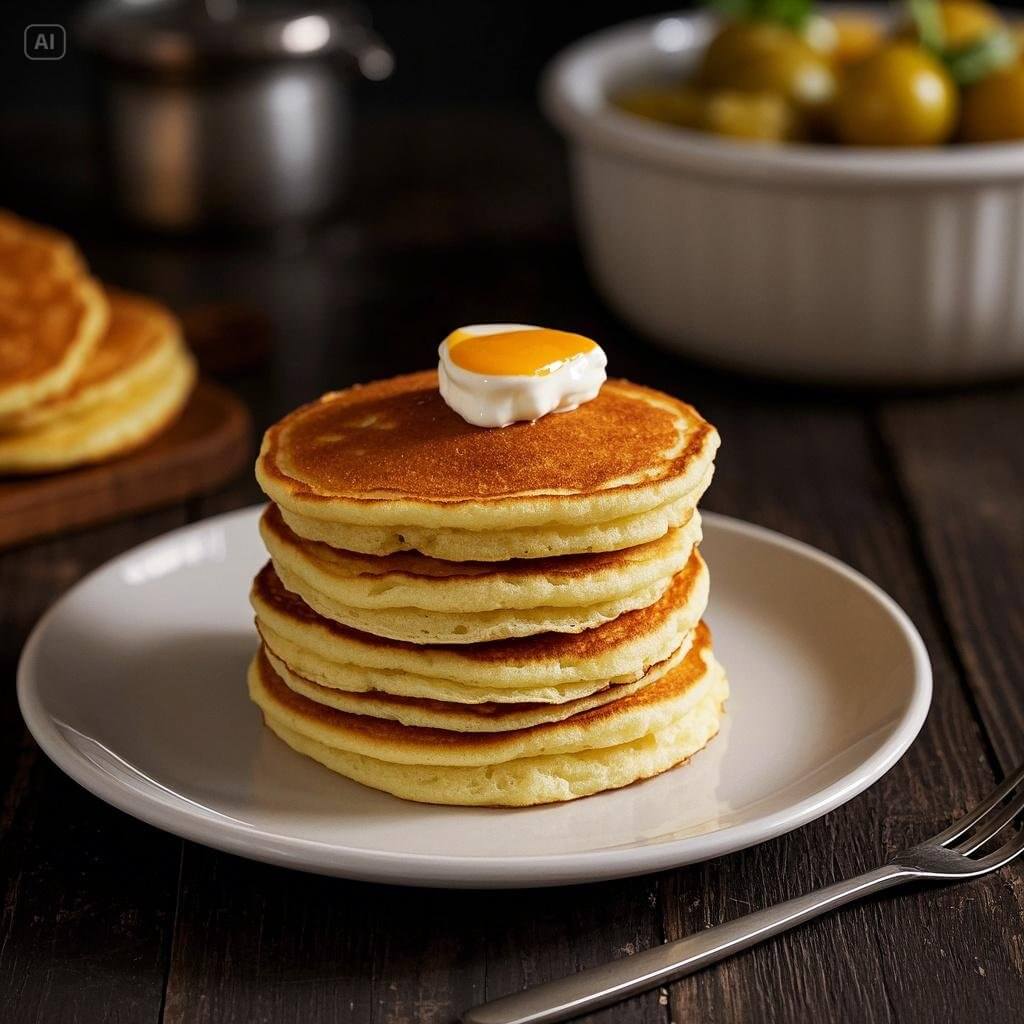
<box><xmin>78</xmin><ymin>0</ymin><xmax>393</xmax><ymax>231</ymax></box>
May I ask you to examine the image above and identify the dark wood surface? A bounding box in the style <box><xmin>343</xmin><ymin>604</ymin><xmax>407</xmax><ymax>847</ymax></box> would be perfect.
<box><xmin>1</xmin><ymin>112</ymin><xmax>1022</xmax><ymax>1024</ymax></box>
<box><xmin>0</xmin><ymin>380</ymin><xmax>252</xmax><ymax>550</ymax></box>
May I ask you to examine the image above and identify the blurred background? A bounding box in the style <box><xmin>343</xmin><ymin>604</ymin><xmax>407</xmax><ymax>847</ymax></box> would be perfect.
<box><xmin>6</xmin><ymin>0</ymin><xmax>1024</xmax><ymax>418</ymax></box>
<box><xmin>2</xmin><ymin>0</ymin><xmax>706</xmax><ymax>424</ymax></box>
<box><xmin>1</xmin><ymin>0</ymin><xmax>678</xmax><ymax>236</ymax></box>
<box><xmin>5</xmin><ymin>1</ymin><xmax>687</xmax><ymax>117</ymax></box>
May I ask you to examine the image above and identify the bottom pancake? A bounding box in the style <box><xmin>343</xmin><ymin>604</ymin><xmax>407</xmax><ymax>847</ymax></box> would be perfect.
<box><xmin>261</xmin><ymin>673</ymin><xmax>726</xmax><ymax>807</ymax></box>
<box><xmin>247</xmin><ymin>623</ymin><xmax>728</xmax><ymax>806</ymax></box>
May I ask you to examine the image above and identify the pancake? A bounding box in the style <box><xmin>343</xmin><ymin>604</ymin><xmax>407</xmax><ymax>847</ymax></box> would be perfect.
<box><xmin>261</xmin><ymin>503</ymin><xmax>701</xmax><ymax>613</ymax></box>
<box><xmin>0</xmin><ymin>211</ymin><xmax>108</xmax><ymax>416</ymax></box>
<box><xmin>262</xmin><ymin>636</ymin><xmax>690</xmax><ymax>732</ymax></box>
<box><xmin>250</xmin><ymin>554</ymin><xmax>710</xmax><ymax>701</ymax></box>
<box><xmin>263</xmin><ymin>502</ymin><xmax>700</xmax><ymax>643</ymax></box>
<box><xmin>252</xmin><ymin>622</ymin><xmax>718</xmax><ymax>764</ymax></box>
<box><xmin>0</xmin><ymin>211</ymin><xmax>84</xmax><ymax>275</ymax></box>
<box><xmin>263</xmin><ymin>681</ymin><xmax>725</xmax><ymax>806</ymax></box>
<box><xmin>0</xmin><ymin>341</ymin><xmax>196</xmax><ymax>473</ymax></box>
<box><xmin>248</xmin><ymin>623</ymin><xmax>728</xmax><ymax>806</ymax></box>
<box><xmin>0</xmin><ymin>289</ymin><xmax>185</xmax><ymax>433</ymax></box>
<box><xmin>274</xmin><ymin>559</ymin><xmax>672</xmax><ymax>643</ymax></box>
<box><xmin>256</xmin><ymin>372</ymin><xmax>719</xmax><ymax>560</ymax></box>
<box><xmin>276</xmin><ymin>476</ymin><xmax>711</xmax><ymax>562</ymax></box>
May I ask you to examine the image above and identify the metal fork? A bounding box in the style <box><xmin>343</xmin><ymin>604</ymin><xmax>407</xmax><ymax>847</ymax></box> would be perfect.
<box><xmin>462</xmin><ymin>763</ymin><xmax>1024</xmax><ymax>1024</ymax></box>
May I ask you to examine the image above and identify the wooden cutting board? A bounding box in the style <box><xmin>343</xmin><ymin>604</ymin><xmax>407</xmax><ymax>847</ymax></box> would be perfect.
<box><xmin>0</xmin><ymin>379</ymin><xmax>252</xmax><ymax>550</ymax></box>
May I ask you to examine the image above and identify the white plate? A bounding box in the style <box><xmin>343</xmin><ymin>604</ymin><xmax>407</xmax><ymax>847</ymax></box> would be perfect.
<box><xmin>18</xmin><ymin>507</ymin><xmax>931</xmax><ymax>888</ymax></box>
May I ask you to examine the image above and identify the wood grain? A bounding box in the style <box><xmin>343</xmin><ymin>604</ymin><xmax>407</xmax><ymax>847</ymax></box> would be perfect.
<box><xmin>0</xmin><ymin>511</ymin><xmax>189</xmax><ymax>1024</ymax></box>
<box><xmin>880</xmin><ymin>388</ymin><xmax>1024</xmax><ymax>771</ymax></box>
<box><xmin>656</xmin><ymin>394</ymin><xmax>1024</xmax><ymax>1024</ymax></box>
<box><xmin>0</xmin><ymin>380</ymin><xmax>252</xmax><ymax>551</ymax></box>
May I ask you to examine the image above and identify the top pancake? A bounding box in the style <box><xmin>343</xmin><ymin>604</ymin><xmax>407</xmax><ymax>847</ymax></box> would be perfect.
<box><xmin>0</xmin><ymin>211</ymin><xmax>108</xmax><ymax>416</ymax></box>
<box><xmin>256</xmin><ymin>371</ymin><xmax>719</xmax><ymax>532</ymax></box>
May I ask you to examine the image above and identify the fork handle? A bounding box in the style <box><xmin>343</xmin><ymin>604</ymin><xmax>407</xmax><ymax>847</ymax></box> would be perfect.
<box><xmin>462</xmin><ymin>864</ymin><xmax>911</xmax><ymax>1024</ymax></box>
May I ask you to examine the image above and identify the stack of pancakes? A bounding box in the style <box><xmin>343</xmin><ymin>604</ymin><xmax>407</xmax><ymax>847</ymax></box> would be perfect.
<box><xmin>250</xmin><ymin>371</ymin><xmax>724</xmax><ymax>806</ymax></box>
<box><xmin>0</xmin><ymin>212</ymin><xmax>196</xmax><ymax>473</ymax></box>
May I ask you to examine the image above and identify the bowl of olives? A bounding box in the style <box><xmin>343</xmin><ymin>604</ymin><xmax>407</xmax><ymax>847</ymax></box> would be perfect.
<box><xmin>543</xmin><ymin>1</ymin><xmax>1024</xmax><ymax>384</ymax></box>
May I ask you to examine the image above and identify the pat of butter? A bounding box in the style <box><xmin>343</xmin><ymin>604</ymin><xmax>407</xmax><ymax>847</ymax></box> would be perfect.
<box><xmin>438</xmin><ymin>324</ymin><xmax>607</xmax><ymax>428</ymax></box>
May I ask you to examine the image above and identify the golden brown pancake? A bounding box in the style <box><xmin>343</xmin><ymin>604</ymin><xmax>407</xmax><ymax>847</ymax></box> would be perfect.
<box><xmin>0</xmin><ymin>342</ymin><xmax>196</xmax><ymax>474</ymax></box>
<box><xmin>276</xmin><ymin>481</ymin><xmax>710</xmax><ymax>562</ymax></box>
<box><xmin>256</xmin><ymin>373</ymin><xmax>719</xmax><ymax>558</ymax></box>
<box><xmin>0</xmin><ymin>211</ymin><xmax>108</xmax><ymax>416</ymax></box>
<box><xmin>247</xmin><ymin>622</ymin><xmax>728</xmax><ymax>805</ymax></box>
<box><xmin>261</xmin><ymin>502</ymin><xmax>701</xmax><ymax>643</ymax></box>
<box><xmin>0</xmin><ymin>210</ymin><xmax>84</xmax><ymax>276</ymax></box>
<box><xmin>260</xmin><ymin>501</ymin><xmax>699</xmax><ymax>601</ymax></box>
<box><xmin>250</xmin><ymin>552</ymin><xmax>708</xmax><ymax>696</ymax></box>
<box><xmin>0</xmin><ymin>289</ymin><xmax>185</xmax><ymax>432</ymax></box>
<box><xmin>262</xmin><ymin>681</ymin><xmax>726</xmax><ymax>806</ymax></box>
<box><xmin>262</xmin><ymin>637</ymin><xmax>689</xmax><ymax>731</ymax></box>
<box><xmin>250</xmin><ymin>621</ymin><xmax>717</xmax><ymax>763</ymax></box>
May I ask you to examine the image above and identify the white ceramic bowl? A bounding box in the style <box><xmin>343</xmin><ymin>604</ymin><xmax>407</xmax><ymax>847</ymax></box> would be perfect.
<box><xmin>543</xmin><ymin>10</ymin><xmax>1024</xmax><ymax>384</ymax></box>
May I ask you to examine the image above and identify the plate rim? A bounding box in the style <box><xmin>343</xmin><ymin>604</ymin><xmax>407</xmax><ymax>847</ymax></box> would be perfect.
<box><xmin>17</xmin><ymin>505</ymin><xmax>933</xmax><ymax>888</ymax></box>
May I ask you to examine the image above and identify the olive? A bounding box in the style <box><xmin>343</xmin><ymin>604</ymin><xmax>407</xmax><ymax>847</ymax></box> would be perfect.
<box><xmin>702</xmin><ymin>90</ymin><xmax>805</xmax><ymax>142</ymax></box>
<box><xmin>834</xmin><ymin>44</ymin><xmax>958</xmax><ymax>146</ymax></box>
<box><xmin>898</xmin><ymin>0</ymin><xmax>1002</xmax><ymax>50</ymax></box>
<box><xmin>698</xmin><ymin>22</ymin><xmax>836</xmax><ymax>119</ymax></box>
<box><xmin>698</xmin><ymin>22</ymin><xmax>793</xmax><ymax>88</ymax></box>
<box><xmin>961</xmin><ymin>64</ymin><xmax>1024</xmax><ymax>141</ymax></box>
<box><xmin>615</xmin><ymin>87</ymin><xmax>705</xmax><ymax>128</ymax></box>
<box><xmin>939</xmin><ymin>0</ymin><xmax>1002</xmax><ymax>48</ymax></box>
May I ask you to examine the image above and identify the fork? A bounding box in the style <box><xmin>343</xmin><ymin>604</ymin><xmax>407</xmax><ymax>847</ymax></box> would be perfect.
<box><xmin>462</xmin><ymin>763</ymin><xmax>1024</xmax><ymax>1024</ymax></box>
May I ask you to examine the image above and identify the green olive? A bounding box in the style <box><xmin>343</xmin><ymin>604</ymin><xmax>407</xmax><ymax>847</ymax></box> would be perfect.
<box><xmin>614</xmin><ymin>87</ymin><xmax>705</xmax><ymax>128</ymax></box>
<box><xmin>698</xmin><ymin>21</ymin><xmax>836</xmax><ymax>119</ymax></box>
<box><xmin>961</xmin><ymin>64</ymin><xmax>1024</xmax><ymax>141</ymax></box>
<box><xmin>940</xmin><ymin>0</ymin><xmax>1002</xmax><ymax>47</ymax></box>
<box><xmin>834</xmin><ymin>44</ymin><xmax>958</xmax><ymax>146</ymax></box>
<box><xmin>699</xmin><ymin>22</ymin><xmax>793</xmax><ymax>87</ymax></box>
<box><xmin>702</xmin><ymin>90</ymin><xmax>805</xmax><ymax>142</ymax></box>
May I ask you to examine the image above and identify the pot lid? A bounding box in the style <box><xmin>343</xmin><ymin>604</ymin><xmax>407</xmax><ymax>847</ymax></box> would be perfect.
<box><xmin>77</xmin><ymin>0</ymin><xmax>394</xmax><ymax>78</ymax></box>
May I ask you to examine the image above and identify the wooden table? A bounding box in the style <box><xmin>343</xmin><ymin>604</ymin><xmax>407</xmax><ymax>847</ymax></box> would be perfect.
<box><xmin>1</xmin><ymin>114</ymin><xmax>1022</xmax><ymax>1023</ymax></box>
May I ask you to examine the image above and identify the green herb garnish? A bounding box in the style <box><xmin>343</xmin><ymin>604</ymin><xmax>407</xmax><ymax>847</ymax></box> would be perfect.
<box><xmin>907</xmin><ymin>0</ymin><xmax>946</xmax><ymax>53</ymax></box>
<box><xmin>707</xmin><ymin>0</ymin><xmax>813</xmax><ymax>30</ymax></box>
<box><xmin>945</xmin><ymin>29</ymin><xmax>1018</xmax><ymax>86</ymax></box>
<box><xmin>905</xmin><ymin>0</ymin><xmax>1019</xmax><ymax>86</ymax></box>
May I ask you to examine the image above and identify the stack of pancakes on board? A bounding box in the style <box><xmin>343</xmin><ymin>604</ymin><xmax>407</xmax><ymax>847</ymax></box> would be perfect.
<box><xmin>251</xmin><ymin>370</ymin><xmax>725</xmax><ymax>806</ymax></box>
<box><xmin>0</xmin><ymin>211</ymin><xmax>196</xmax><ymax>473</ymax></box>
